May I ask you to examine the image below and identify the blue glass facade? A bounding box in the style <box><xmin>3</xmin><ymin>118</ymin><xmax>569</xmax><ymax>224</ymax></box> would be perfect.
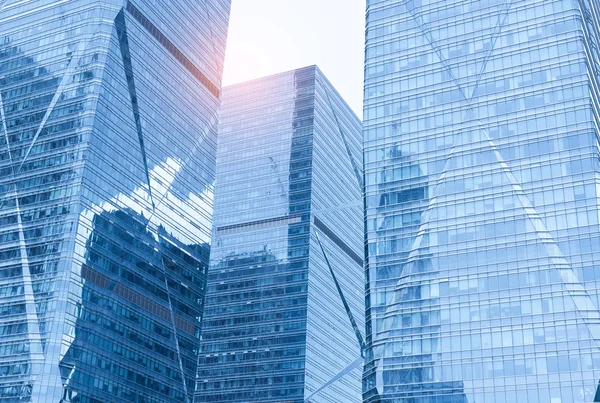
<box><xmin>363</xmin><ymin>1</ymin><xmax>600</xmax><ymax>402</ymax></box>
<box><xmin>196</xmin><ymin>66</ymin><xmax>364</xmax><ymax>402</ymax></box>
<box><xmin>0</xmin><ymin>1</ymin><xmax>230</xmax><ymax>402</ymax></box>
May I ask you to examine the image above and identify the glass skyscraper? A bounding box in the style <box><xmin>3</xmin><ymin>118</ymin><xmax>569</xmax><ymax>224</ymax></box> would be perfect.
<box><xmin>0</xmin><ymin>1</ymin><xmax>230</xmax><ymax>402</ymax></box>
<box><xmin>363</xmin><ymin>1</ymin><xmax>600</xmax><ymax>402</ymax></box>
<box><xmin>196</xmin><ymin>66</ymin><xmax>364</xmax><ymax>403</ymax></box>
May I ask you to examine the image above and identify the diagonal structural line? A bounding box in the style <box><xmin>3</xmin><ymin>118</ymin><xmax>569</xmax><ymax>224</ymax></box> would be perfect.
<box><xmin>402</xmin><ymin>0</ymin><xmax>512</xmax><ymax>102</ymax></box>
<box><xmin>113</xmin><ymin>9</ymin><xmax>192</xmax><ymax>402</ymax></box>
<box><xmin>304</xmin><ymin>357</ymin><xmax>363</xmax><ymax>402</ymax></box>
<box><xmin>159</xmin><ymin>251</ymin><xmax>191</xmax><ymax>403</ymax></box>
<box><xmin>0</xmin><ymin>97</ymin><xmax>12</xmax><ymax>211</ymax></box>
<box><xmin>461</xmin><ymin>116</ymin><xmax>600</xmax><ymax>348</ymax></box>
<box><xmin>402</xmin><ymin>1</ymin><xmax>467</xmax><ymax>100</ymax></box>
<box><xmin>314</xmin><ymin>216</ymin><xmax>363</xmax><ymax>266</ymax></box>
<box><xmin>314</xmin><ymin>229</ymin><xmax>365</xmax><ymax>355</ymax></box>
<box><xmin>376</xmin><ymin>112</ymin><xmax>471</xmax><ymax>335</ymax></box>
<box><xmin>385</xmin><ymin>110</ymin><xmax>476</xmax><ymax>278</ymax></box>
<box><xmin>0</xmin><ymin>90</ymin><xmax>45</xmax><ymax>367</ymax></box>
<box><xmin>319</xmin><ymin>76</ymin><xmax>363</xmax><ymax>189</ymax></box>
<box><xmin>115</xmin><ymin>9</ymin><xmax>155</xmax><ymax>209</ymax></box>
<box><xmin>469</xmin><ymin>0</ymin><xmax>514</xmax><ymax>99</ymax></box>
<box><xmin>481</xmin><ymin>130</ymin><xmax>600</xmax><ymax>343</ymax></box>
<box><xmin>0</xmin><ymin>85</ymin><xmax>11</xmax><ymax>156</ymax></box>
<box><xmin>460</xmin><ymin>75</ymin><xmax>600</xmax><ymax>331</ymax></box>
<box><xmin>16</xmin><ymin>26</ymin><xmax>100</xmax><ymax>173</ymax></box>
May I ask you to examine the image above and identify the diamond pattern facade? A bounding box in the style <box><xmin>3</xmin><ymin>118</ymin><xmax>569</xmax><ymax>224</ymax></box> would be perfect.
<box><xmin>0</xmin><ymin>1</ymin><xmax>230</xmax><ymax>401</ymax></box>
<box><xmin>363</xmin><ymin>1</ymin><xmax>600</xmax><ymax>402</ymax></box>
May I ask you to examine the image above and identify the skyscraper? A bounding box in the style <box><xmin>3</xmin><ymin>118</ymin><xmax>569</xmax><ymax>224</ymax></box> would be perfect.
<box><xmin>363</xmin><ymin>1</ymin><xmax>600</xmax><ymax>402</ymax></box>
<box><xmin>196</xmin><ymin>66</ymin><xmax>364</xmax><ymax>403</ymax></box>
<box><xmin>0</xmin><ymin>1</ymin><xmax>230</xmax><ymax>402</ymax></box>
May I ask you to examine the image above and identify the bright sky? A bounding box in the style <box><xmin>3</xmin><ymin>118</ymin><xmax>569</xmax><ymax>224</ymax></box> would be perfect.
<box><xmin>222</xmin><ymin>0</ymin><xmax>365</xmax><ymax>119</ymax></box>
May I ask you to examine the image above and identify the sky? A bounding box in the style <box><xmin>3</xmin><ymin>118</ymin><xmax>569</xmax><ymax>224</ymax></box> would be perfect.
<box><xmin>222</xmin><ymin>0</ymin><xmax>365</xmax><ymax>118</ymax></box>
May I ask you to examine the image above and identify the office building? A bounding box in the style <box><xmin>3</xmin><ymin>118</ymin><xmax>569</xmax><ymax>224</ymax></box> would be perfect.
<box><xmin>0</xmin><ymin>1</ymin><xmax>230</xmax><ymax>401</ymax></box>
<box><xmin>363</xmin><ymin>1</ymin><xmax>600</xmax><ymax>402</ymax></box>
<box><xmin>196</xmin><ymin>66</ymin><xmax>364</xmax><ymax>403</ymax></box>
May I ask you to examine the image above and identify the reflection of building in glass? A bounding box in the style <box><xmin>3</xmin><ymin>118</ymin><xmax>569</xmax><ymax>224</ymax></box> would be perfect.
<box><xmin>60</xmin><ymin>208</ymin><xmax>209</xmax><ymax>402</ymax></box>
<box><xmin>363</xmin><ymin>2</ymin><xmax>600</xmax><ymax>403</ymax></box>
<box><xmin>368</xmin><ymin>146</ymin><xmax>467</xmax><ymax>403</ymax></box>
<box><xmin>0</xmin><ymin>1</ymin><xmax>230</xmax><ymax>401</ymax></box>
<box><xmin>196</xmin><ymin>66</ymin><xmax>364</xmax><ymax>402</ymax></box>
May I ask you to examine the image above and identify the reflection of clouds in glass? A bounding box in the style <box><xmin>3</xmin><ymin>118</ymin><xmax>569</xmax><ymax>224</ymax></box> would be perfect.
<box><xmin>148</xmin><ymin>157</ymin><xmax>213</xmax><ymax>245</ymax></box>
<box><xmin>78</xmin><ymin>156</ymin><xmax>213</xmax><ymax>247</ymax></box>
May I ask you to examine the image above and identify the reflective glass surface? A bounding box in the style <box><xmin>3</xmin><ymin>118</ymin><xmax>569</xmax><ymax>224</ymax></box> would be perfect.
<box><xmin>363</xmin><ymin>1</ymin><xmax>600</xmax><ymax>402</ymax></box>
<box><xmin>0</xmin><ymin>1</ymin><xmax>230</xmax><ymax>402</ymax></box>
<box><xmin>196</xmin><ymin>66</ymin><xmax>364</xmax><ymax>402</ymax></box>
